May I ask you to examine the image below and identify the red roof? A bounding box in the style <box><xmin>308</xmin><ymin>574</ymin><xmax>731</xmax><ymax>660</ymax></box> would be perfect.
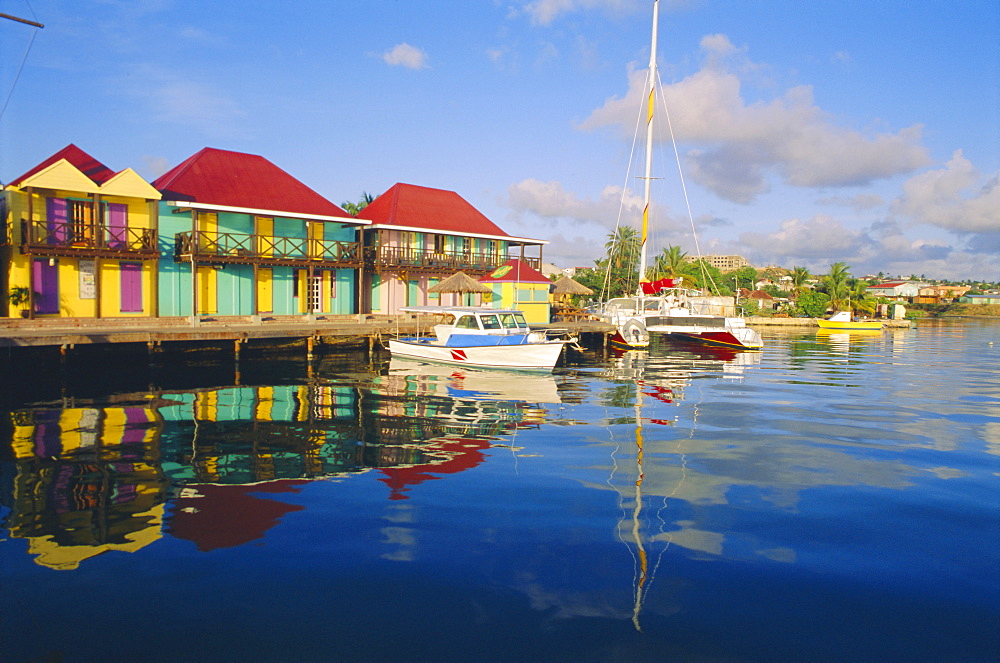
<box><xmin>478</xmin><ymin>258</ymin><xmax>549</xmax><ymax>284</ymax></box>
<box><xmin>357</xmin><ymin>183</ymin><xmax>511</xmax><ymax>237</ymax></box>
<box><xmin>9</xmin><ymin>144</ymin><xmax>117</xmax><ymax>187</ymax></box>
<box><xmin>153</xmin><ymin>147</ymin><xmax>351</xmax><ymax>219</ymax></box>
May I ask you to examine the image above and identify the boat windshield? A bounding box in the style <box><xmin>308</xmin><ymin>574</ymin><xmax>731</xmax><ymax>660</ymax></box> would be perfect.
<box><xmin>455</xmin><ymin>315</ymin><xmax>479</xmax><ymax>329</ymax></box>
<box><xmin>480</xmin><ymin>314</ymin><xmax>502</xmax><ymax>330</ymax></box>
<box><xmin>499</xmin><ymin>313</ymin><xmax>527</xmax><ymax>329</ymax></box>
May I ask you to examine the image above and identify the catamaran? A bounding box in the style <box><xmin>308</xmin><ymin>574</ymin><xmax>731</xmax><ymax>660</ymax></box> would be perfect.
<box><xmin>592</xmin><ymin>0</ymin><xmax>762</xmax><ymax>352</ymax></box>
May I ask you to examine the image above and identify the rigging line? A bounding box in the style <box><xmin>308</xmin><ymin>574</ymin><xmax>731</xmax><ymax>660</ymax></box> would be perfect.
<box><xmin>654</xmin><ymin>69</ymin><xmax>722</xmax><ymax>295</ymax></box>
<box><xmin>0</xmin><ymin>23</ymin><xmax>39</xmax><ymax>124</ymax></box>
<box><xmin>603</xmin><ymin>68</ymin><xmax>652</xmax><ymax>301</ymax></box>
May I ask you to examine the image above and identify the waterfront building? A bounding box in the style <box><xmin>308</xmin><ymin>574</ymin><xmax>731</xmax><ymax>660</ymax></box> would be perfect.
<box><xmin>153</xmin><ymin>148</ymin><xmax>367</xmax><ymax>317</ymax></box>
<box><xmin>355</xmin><ymin>183</ymin><xmax>545</xmax><ymax>313</ymax></box>
<box><xmin>2</xmin><ymin>145</ymin><xmax>162</xmax><ymax>318</ymax></box>
<box><xmin>478</xmin><ymin>258</ymin><xmax>552</xmax><ymax>324</ymax></box>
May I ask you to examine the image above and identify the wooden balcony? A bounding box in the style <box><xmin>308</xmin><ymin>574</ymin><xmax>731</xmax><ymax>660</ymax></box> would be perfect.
<box><xmin>368</xmin><ymin>245</ymin><xmax>539</xmax><ymax>274</ymax></box>
<box><xmin>20</xmin><ymin>219</ymin><xmax>159</xmax><ymax>259</ymax></box>
<box><xmin>174</xmin><ymin>230</ymin><xmax>362</xmax><ymax>268</ymax></box>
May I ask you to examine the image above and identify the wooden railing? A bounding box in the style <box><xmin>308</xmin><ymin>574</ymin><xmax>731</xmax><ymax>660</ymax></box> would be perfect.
<box><xmin>175</xmin><ymin>230</ymin><xmax>361</xmax><ymax>267</ymax></box>
<box><xmin>21</xmin><ymin>219</ymin><xmax>158</xmax><ymax>257</ymax></box>
<box><xmin>369</xmin><ymin>245</ymin><xmax>539</xmax><ymax>273</ymax></box>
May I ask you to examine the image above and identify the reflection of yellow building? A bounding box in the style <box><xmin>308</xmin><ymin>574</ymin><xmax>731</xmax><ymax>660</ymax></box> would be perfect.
<box><xmin>8</xmin><ymin>406</ymin><xmax>166</xmax><ymax>570</ymax></box>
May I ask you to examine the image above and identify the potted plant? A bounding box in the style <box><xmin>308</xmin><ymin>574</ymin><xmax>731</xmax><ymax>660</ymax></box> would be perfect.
<box><xmin>8</xmin><ymin>286</ymin><xmax>34</xmax><ymax>318</ymax></box>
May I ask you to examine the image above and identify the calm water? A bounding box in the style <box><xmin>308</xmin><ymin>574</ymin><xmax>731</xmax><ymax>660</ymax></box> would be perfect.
<box><xmin>2</xmin><ymin>320</ymin><xmax>998</xmax><ymax>662</ymax></box>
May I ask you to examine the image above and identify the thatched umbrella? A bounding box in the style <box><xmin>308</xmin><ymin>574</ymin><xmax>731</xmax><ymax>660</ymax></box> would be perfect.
<box><xmin>551</xmin><ymin>275</ymin><xmax>593</xmax><ymax>296</ymax></box>
<box><xmin>428</xmin><ymin>271</ymin><xmax>491</xmax><ymax>294</ymax></box>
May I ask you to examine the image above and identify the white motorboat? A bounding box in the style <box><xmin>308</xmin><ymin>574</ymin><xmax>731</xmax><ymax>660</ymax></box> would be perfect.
<box><xmin>386</xmin><ymin>306</ymin><xmax>574</xmax><ymax>371</ymax></box>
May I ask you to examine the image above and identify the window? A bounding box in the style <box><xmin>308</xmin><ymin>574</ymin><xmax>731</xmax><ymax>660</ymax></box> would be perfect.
<box><xmin>499</xmin><ymin>313</ymin><xmax>518</xmax><ymax>329</ymax></box>
<box><xmin>455</xmin><ymin>315</ymin><xmax>478</xmax><ymax>329</ymax></box>
<box><xmin>481</xmin><ymin>314</ymin><xmax>501</xmax><ymax>329</ymax></box>
<box><xmin>434</xmin><ymin>235</ymin><xmax>446</xmax><ymax>254</ymax></box>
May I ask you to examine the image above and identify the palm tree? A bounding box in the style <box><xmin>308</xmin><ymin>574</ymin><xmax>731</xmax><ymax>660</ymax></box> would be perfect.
<box><xmin>790</xmin><ymin>266</ymin><xmax>810</xmax><ymax>301</ymax></box>
<box><xmin>650</xmin><ymin>244</ymin><xmax>687</xmax><ymax>281</ymax></box>
<box><xmin>341</xmin><ymin>191</ymin><xmax>375</xmax><ymax>217</ymax></box>
<box><xmin>849</xmin><ymin>279</ymin><xmax>877</xmax><ymax>316</ymax></box>
<box><xmin>823</xmin><ymin>262</ymin><xmax>852</xmax><ymax>311</ymax></box>
<box><xmin>601</xmin><ymin>227</ymin><xmax>641</xmax><ymax>297</ymax></box>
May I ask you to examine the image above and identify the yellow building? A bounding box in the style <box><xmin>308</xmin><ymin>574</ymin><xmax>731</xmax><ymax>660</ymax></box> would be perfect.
<box><xmin>3</xmin><ymin>144</ymin><xmax>161</xmax><ymax>318</ymax></box>
<box><xmin>478</xmin><ymin>258</ymin><xmax>552</xmax><ymax>324</ymax></box>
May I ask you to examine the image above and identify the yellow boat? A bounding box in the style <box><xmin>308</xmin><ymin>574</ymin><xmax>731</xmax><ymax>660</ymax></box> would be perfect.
<box><xmin>816</xmin><ymin>311</ymin><xmax>884</xmax><ymax>331</ymax></box>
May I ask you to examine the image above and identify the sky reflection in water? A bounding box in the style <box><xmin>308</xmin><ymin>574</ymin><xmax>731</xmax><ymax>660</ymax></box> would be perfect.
<box><xmin>1</xmin><ymin>320</ymin><xmax>997</xmax><ymax>661</ymax></box>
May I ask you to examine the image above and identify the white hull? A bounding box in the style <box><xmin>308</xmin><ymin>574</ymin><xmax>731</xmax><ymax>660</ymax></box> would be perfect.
<box><xmin>387</xmin><ymin>338</ymin><xmax>568</xmax><ymax>371</ymax></box>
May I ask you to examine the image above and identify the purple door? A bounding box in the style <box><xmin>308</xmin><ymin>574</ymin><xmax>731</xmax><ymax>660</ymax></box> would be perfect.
<box><xmin>46</xmin><ymin>197</ymin><xmax>67</xmax><ymax>244</ymax></box>
<box><xmin>32</xmin><ymin>259</ymin><xmax>59</xmax><ymax>314</ymax></box>
<box><xmin>120</xmin><ymin>262</ymin><xmax>142</xmax><ymax>313</ymax></box>
<box><xmin>107</xmin><ymin>203</ymin><xmax>127</xmax><ymax>248</ymax></box>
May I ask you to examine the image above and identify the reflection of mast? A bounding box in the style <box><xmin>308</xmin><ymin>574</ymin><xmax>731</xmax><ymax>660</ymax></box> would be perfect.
<box><xmin>631</xmin><ymin>0</ymin><xmax>659</xmax><ymax>630</ymax></box>
<box><xmin>631</xmin><ymin>388</ymin><xmax>647</xmax><ymax>632</ymax></box>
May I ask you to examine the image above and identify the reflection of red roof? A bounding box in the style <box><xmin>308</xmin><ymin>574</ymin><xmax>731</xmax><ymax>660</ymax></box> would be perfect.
<box><xmin>167</xmin><ymin>480</ymin><xmax>309</xmax><ymax>551</ymax></box>
<box><xmin>378</xmin><ymin>437</ymin><xmax>491</xmax><ymax>500</ymax></box>
<box><xmin>478</xmin><ymin>258</ymin><xmax>549</xmax><ymax>284</ymax></box>
<box><xmin>358</xmin><ymin>183</ymin><xmax>510</xmax><ymax>237</ymax></box>
<box><xmin>153</xmin><ymin>147</ymin><xmax>352</xmax><ymax>219</ymax></box>
<box><xmin>9</xmin><ymin>144</ymin><xmax>116</xmax><ymax>187</ymax></box>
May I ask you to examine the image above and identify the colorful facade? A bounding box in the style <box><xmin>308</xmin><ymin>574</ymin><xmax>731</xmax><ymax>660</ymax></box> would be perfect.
<box><xmin>478</xmin><ymin>258</ymin><xmax>553</xmax><ymax>324</ymax></box>
<box><xmin>153</xmin><ymin>148</ymin><xmax>367</xmax><ymax>317</ymax></box>
<box><xmin>356</xmin><ymin>183</ymin><xmax>545</xmax><ymax>314</ymax></box>
<box><xmin>2</xmin><ymin>145</ymin><xmax>162</xmax><ymax>318</ymax></box>
<box><xmin>4</xmin><ymin>148</ymin><xmax>548</xmax><ymax>319</ymax></box>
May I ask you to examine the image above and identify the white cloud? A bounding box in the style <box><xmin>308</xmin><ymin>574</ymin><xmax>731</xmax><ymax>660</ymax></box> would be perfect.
<box><xmin>382</xmin><ymin>43</ymin><xmax>430</xmax><ymax>70</ymax></box>
<box><xmin>517</xmin><ymin>0</ymin><xmax>693</xmax><ymax>26</ymax></box>
<box><xmin>507</xmin><ymin>178</ymin><xmax>642</xmax><ymax>227</ymax></box>
<box><xmin>892</xmin><ymin>150</ymin><xmax>1000</xmax><ymax>235</ymax></box>
<box><xmin>579</xmin><ymin>34</ymin><xmax>931</xmax><ymax>203</ymax></box>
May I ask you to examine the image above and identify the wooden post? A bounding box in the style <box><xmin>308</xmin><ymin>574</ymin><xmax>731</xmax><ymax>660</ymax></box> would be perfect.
<box><xmin>151</xmin><ymin>199</ymin><xmax>159</xmax><ymax>318</ymax></box>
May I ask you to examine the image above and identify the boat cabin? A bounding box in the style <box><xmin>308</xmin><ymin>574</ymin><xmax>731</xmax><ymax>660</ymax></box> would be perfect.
<box><xmin>400</xmin><ymin>306</ymin><xmax>544</xmax><ymax>346</ymax></box>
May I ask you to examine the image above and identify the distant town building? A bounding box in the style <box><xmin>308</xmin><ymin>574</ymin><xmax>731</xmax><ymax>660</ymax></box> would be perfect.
<box><xmin>685</xmin><ymin>254</ymin><xmax>750</xmax><ymax>272</ymax></box>
<box><xmin>867</xmin><ymin>281</ymin><xmax>924</xmax><ymax>301</ymax></box>
<box><xmin>959</xmin><ymin>293</ymin><xmax>1000</xmax><ymax>305</ymax></box>
<box><xmin>917</xmin><ymin>285</ymin><xmax>971</xmax><ymax>303</ymax></box>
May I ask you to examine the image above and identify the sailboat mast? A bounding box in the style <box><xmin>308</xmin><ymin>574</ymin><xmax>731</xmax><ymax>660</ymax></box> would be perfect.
<box><xmin>638</xmin><ymin>0</ymin><xmax>659</xmax><ymax>291</ymax></box>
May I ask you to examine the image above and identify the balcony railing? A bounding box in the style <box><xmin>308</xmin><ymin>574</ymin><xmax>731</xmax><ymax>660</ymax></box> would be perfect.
<box><xmin>21</xmin><ymin>219</ymin><xmax>158</xmax><ymax>257</ymax></box>
<box><xmin>175</xmin><ymin>230</ymin><xmax>361</xmax><ymax>267</ymax></box>
<box><xmin>369</xmin><ymin>245</ymin><xmax>539</xmax><ymax>273</ymax></box>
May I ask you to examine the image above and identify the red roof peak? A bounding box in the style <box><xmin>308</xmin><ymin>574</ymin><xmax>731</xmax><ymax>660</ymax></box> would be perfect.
<box><xmin>478</xmin><ymin>258</ymin><xmax>549</xmax><ymax>283</ymax></box>
<box><xmin>358</xmin><ymin>182</ymin><xmax>511</xmax><ymax>237</ymax></box>
<box><xmin>9</xmin><ymin>144</ymin><xmax>117</xmax><ymax>187</ymax></box>
<box><xmin>153</xmin><ymin>147</ymin><xmax>351</xmax><ymax>220</ymax></box>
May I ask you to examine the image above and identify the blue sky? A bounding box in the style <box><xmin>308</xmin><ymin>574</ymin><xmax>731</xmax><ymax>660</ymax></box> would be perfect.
<box><xmin>1</xmin><ymin>0</ymin><xmax>997</xmax><ymax>280</ymax></box>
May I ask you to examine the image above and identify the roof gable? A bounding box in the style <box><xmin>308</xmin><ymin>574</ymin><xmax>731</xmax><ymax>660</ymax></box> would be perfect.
<box><xmin>9</xmin><ymin>144</ymin><xmax>116</xmax><ymax>188</ymax></box>
<box><xmin>358</xmin><ymin>183</ymin><xmax>510</xmax><ymax>237</ymax></box>
<box><xmin>479</xmin><ymin>258</ymin><xmax>549</xmax><ymax>284</ymax></box>
<box><xmin>100</xmin><ymin>168</ymin><xmax>161</xmax><ymax>200</ymax></box>
<box><xmin>153</xmin><ymin>148</ymin><xmax>351</xmax><ymax>220</ymax></box>
<box><xmin>14</xmin><ymin>158</ymin><xmax>101</xmax><ymax>194</ymax></box>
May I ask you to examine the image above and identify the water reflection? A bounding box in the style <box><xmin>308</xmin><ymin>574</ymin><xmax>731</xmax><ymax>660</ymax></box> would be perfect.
<box><xmin>3</xmin><ymin>324</ymin><xmax>998</xmax><ymax>660</ymax></box>
<box><xmin>2</xmin><ymin>365</ymin><xmax>569</xmax><ymax>567</ymax></box>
